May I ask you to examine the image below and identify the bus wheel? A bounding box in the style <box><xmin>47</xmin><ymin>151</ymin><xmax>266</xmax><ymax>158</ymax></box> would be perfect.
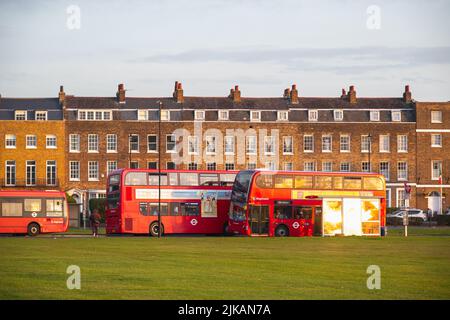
<box><xmin>275</xmin><ymin>225</ymin><xmax>289</xmax><ymax>237</ymax></box>
<box><xmin>27</xmin><ymin>223</ymin><xmax>40</xmax><ymax>237</ymax></box>
<box><xmin>149</xmin><ymin>222</ymin><xmax>164</xmax><ymax>237</ymax></box>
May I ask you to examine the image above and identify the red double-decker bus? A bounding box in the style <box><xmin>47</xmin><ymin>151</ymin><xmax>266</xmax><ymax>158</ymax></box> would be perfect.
<box><xmin>106</xmin><ymin>169</ymin><xmax>237</xmax><ymax>236</ymax></box>
<box><xmin>0</xmin><ymin>190</ymin><xmax>68</xmax><ymax>236</ymax></box>
<box><xmin>228</xmin><ymin>170</ymin><xmax>386</xmax><ymax>237</ymax></box>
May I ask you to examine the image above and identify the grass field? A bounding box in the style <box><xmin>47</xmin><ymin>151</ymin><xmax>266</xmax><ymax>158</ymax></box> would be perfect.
<box><xmin>1</xmin><ymin>228</ymin><xmax>449</xmax><ymax>299</ymax></box>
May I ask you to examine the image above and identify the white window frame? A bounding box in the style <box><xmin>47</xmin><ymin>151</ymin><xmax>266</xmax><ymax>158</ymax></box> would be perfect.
<box><xmin>46</xmin><ymin>135</ymin><xmax>57</xmax><ymax>149</ymax></box>
<box><xmin>340</xmin><ymin>135</ymin><xmax>350</xmax><ymax>153</ymax></box>
<box><xmin>35</xmin><ymin>111</ymin><xmax>47</xmax><ymax>121</ymax></box>
<box><xmin>225</xmin><ymin>163</ymin><xmax>235</xmax><ymax>171</ymax></box>
<box><xmin>107</xmin><ymin>161</ymin><xmax>118</xmax><ymax>176</ymax></box>
<box><xmin>250</xmin><ymin>111</ymin><xmax>261</xmax><ymax>122</ymax></box>
<box><xmin>246</xmin><ymin>136</ymin><xmax>257</xmax><ymax>155</ymax></box>
<box><xmin>106</xmin><ymin>134</ymin><xmax>118</xmax><ymax>153</ymax></box>
<box><xmin>5</xmin><ymin>160</ymin><xmax>16</xmax><ymax>186</ymax></box>
<box><xmin>431</xmin><ymin>134</ymin><xmax>442</xmax><ymax>148</ymax></box>
<box><xmin>69</xmin><ymin>134</ymin><xmax>80</xmax><ymax>153</ymax></box>
<box><xmin>321</xmin><ymin>135</ymin><xmax>332</xmax><ymax>153</ymax></box>
<box><xmin>129</xmin><ymin>134</ymin><xmax>140</xmax><ymax>153</ymax></box>
<box><xmin>308</xmin><ymin>110</ymin><xmax>318</xmax><ymax>122</ymax></box>
<box><xmin>264</xmin><ymin>136</ymin><xmax>276</xmax><ymax>155</ymax></box>
<box><xmin>340</xmin><ymin>162</ymin><xmax>351</xmax><ymax>172</ymax></box>
<box><xmin>5</xmin><ymin>134</ymin><xmax>16</xmax><ymax>149</ymax></box>
<box><xmin>431</xmin><ymin>160</ymin><xmax>442</xmax><ymax>181</ymax></box>
<box><xmin>265</xmin><ymin>161</ymin><xmax>276</xmax><ymax>170</ymax></box>
<box><xmin>380</xmin><ymin>161</ymin><xmax>390</xmax><ymax>181</ymax></box>
<box><xmin>194</xmin><ymin>110</ymin><xmax>205</xmax><ymax>121</ymax></box>
<box><xmin>166</xmin><ymin>134</ymin><xmax>176</xmax><ymax>153</ymax></box>
<box><xmin>396</xmin><ymin>188</ymin><xmax>409</xmax><ymax>208</ymax></box>
<box><xmin>160</xmin><ymin>110</ymin><xmax>170</xmax><ymax>121</ymax></box>
<box><xmin>46</xmin><ymin>160</ymin><xmax>57</xmax><ymax>186</ymax></box>
<box><xmin>88</xmin><ymin>134</ymin><xmax>99</xmax><ymax>153</ymax></box>
<box><xmin>282</xmin><ymin>136</ymin><xmax>293</xmax><ymax>155</ymax></box>
<box><xmin>334</xmin><ymin>110</ymin><xmax>343</xmax><ymax>121</ymax></box>
<box><xmin>26</xmin><ymin>135</ymin><xmax>37</xmax><ymax>149</ymax></box>
<box><xmin>277</xmin><ymin>111</ymin><xmax>289</xmax><ymax>121</ymax></box>
<box><xmin>431</xmin><ymin>110</ymin><xmax>442</xmax><ymax>123</ymax></box>
<box><xmin>77</xmin><ymin>110</ymin><xmax>112</xmax><ymax>121</ymax></box>
<box><xmin>303</xmin><ymin>135</ymin><xmax>314</xmax><ymax>153</ymax></box>
<box><xmin>397</xmin><ymin>161</ymin><xmax>408</xmax><ymax>181</ymax></box>
<box><xmin>188</xmin><ymin>136</ymin><xmax>199</xmax><ymax>155</ymax></box>
<box><xmin>147</xmin><ymin>135</ymin><xmax>157</xmax><ymax>153</ymax></box>
<box><xmin>88</xmin><ymin>161</ymin><xmax>99</xmax><ymax>181</ymax></box>
<box><xmin>218</xmin><ymin>110</ymin><xmax>229</xmax><ymax>121</ymax></box>
<box><xmin>69</xmin><ymin>161</ymin><xmax>80</xmax><ymax>181</ymax></box>
<box><xmin>15</xmin><ymin>110</ymin><xmax>27</xmax><ymax>120</ymax></box>
<box><xmin>26</xmin><ymin>160</ymin><xmax>36</xmax><ymax>186</ymax></box>
<box><xmin>370</xmin><ymin>111</ymin><xmax>380</xmax><ymax>122</ymax></box>
<box><xmin>397</xmin><ymin>135</ymin><xmax>408</xmax><ymax>153</ymax></box>
<box><xmin>379</xmin><ymin>135</ymin><xmax>390</xmax><ymax>153</ymax></box>
<box><xmin>284</xmin><ymin>162</ymin><xmax>293</xmax><ymax>171</ymax></box>
<box><xmin>304</xmin><ymin>161</ymin><xmax>316</xmax><ymax>171</ymax></box>
<box><xmin>224</xmin><ymin>136</ymin><xmax>235</xmax><ymax>155</ymax></box>
<box><xmin>322</xmin><ymin>161</ymin><xmax>332</xmax><ymax>172</ymax></box>
<box><xmin>391</xmin><ymin>111</ymin><xmax>401</xmax><ymax>122</ymax></box>
<box><xmin>205</xmin><ymin>136</ymin><xmax>217</xmax><ymax>155</ymax></box>
<box><xmin>361</xmin><ymin>135</ymin><xmax>371</xmax><ymax>153</ymax></box>
<box><xmin>361</xmin><ymin>161</ymin><xmax>371</xmax><ymax>172</ymax></box>
<box><xmin>386</xmin><ymin>189</ymin><xmax>392</xmax><ymax>208</ymax></box>
<box><xmin>137</xmin><ymin>110</ymin><xmax>148</xmax><ymax>121</ymax></box>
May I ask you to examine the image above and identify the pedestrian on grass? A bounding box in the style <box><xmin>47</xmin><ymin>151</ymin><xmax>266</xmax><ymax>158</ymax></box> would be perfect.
<box><xmin>89</xmin><ymin>209</ymin><xmax>101</xmax><ymax>237</ymax></box>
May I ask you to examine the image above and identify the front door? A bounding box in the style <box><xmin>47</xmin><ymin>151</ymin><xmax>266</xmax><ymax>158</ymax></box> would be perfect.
<box><xmin>249</xmin><ymin>205</ymin><xmax>269</xmax><ymax>235</ymax></box>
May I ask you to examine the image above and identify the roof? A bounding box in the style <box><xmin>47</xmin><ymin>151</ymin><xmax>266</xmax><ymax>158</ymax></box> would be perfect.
<box><xmin>64</xmin><ymin>96</ymin><xmax>413</xmax><ymax>110</ymax></box>
<box><xmin>0</xmin><ymin>98</ymin><xmax>61</xmax><ymax>110</ymax></box>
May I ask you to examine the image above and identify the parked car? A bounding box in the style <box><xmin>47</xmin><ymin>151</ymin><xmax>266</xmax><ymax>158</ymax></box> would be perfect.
<box><xmin>386</xmin><ymin>209</ymin><xmax>427</xmax><ymax>225</ymax></box>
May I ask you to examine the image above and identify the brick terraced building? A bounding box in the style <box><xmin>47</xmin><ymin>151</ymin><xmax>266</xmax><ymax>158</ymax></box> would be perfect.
<box><xmin>1</xmin><ymin>82</ymin><xmax>449</xmax><ymax>215</ymax></box>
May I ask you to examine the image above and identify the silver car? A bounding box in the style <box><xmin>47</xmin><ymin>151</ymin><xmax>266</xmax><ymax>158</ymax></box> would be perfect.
<box><xmin>387</xmin><ymin>209</ymin><xmax>428</xmax><ymax>225</ymax></box>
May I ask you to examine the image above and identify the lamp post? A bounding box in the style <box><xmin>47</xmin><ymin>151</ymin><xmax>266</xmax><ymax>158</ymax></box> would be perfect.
<box><xmin>368</xmin><ymin>133</ymin><xmax>372</xmax><ymax>173</ymax></box>
<box><xmin>157</xmin><ymin>101</ymin><xmax>162</xmax><ymax>238</ymax></box>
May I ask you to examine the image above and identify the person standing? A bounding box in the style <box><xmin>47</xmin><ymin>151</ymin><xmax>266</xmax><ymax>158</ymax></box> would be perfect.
<box><xmin>89</xmin><ymin>209</ymin><xmax>101</xmax><ymax>237</ymax></box>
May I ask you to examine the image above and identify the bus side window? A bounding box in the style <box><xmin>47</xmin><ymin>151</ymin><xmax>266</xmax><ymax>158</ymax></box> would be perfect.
<box><xmin>274</xmin><ymin>205</ymin><xmax>292</xmax><ymax>219</ymax></box>
<box><xmin>1</xmin><ymin>202</ymin><xmax>23</xmax><ymax>217</ymax></box>
<box><xmin>182</xmin><ymin>203</ymin><xmax>199</xmax><ymax>216</ymax></box>
<box><xmin>294</xmin><ymin>206</ymin><xmax>313</xmax><ymax>219</ymax></box>
<box><xmin>170</xmin><ymin>202</ymin><xmax>180</xmax><ymax>216</ymax></box>
<box><xmin>139</xmin><ymin>202</ymin><xmax>149</xmax><ymax>216</ymax></box>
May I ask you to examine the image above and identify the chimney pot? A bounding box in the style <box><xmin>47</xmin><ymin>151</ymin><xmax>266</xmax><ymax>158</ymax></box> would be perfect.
<box><xmin>173</xmin><ymin>81</ymin><xmax>184</xmax><ymax>103</ymax></box>
<box><xmin>58</xmin><ymin>85</ymin><xmax>66</xmax><ymax>105</ymax></box>
<box><xmin>290</xmin><ymin>84</ymin><xmax>299</xmax><ymax>104</ymax></box>
<box><xmin>116</xmin><ymin>83</ymin><xmax>126</xmax><ymax>103</ymax></box>
<box><xmin>348</xmin><ymin>85</ymin><xmax>357</xmax><ymax>104</ymax></box>
<box><xmin>230</xmin><ymin>85</ymin><xmax>241</xmax><ymax>102</ymax></box>
<box><xmin>403</xmin><ymin>84</ymin><xmax>412</xmax><ymax>103</ymax></box>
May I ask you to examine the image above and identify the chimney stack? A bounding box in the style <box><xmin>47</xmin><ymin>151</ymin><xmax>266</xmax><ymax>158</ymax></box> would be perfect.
<box><xmin>340</xmin><ymin>88</ymin><xmax>346</xmax><ymax>98</ymax></box>
<box><xmin>348</xmin><ymin>85</ymin><xmax>357</xmax><ymax>104</ymax></box>
<box><xmin>283</xmin><ymin>88</ymin><xmax>291</xmax><ymax>99</ymax></box>
<box><xmin>290</xmin><ymin>84</ymin><xmax>298</xmax><ymax>104</ymax></box>
<box><xmin>229</xmin><ymin>85</ymin><xmax>241</xmax><ymax>102</ymax></box>
<box><xmin>403</xmin><ymin>85</ymin><xmax>412</xmax><ymax>103</ymax></box>
<box><xmin>116</xmin><ymin>83</ymin><xmax>126</xmax><ymax>103</ymax></box>
<box><xmin>58</xmin><ymin>85</ymin><xmax>66</xmax><ymax>105</ymax></box>
<box><xmin>173</xmin><ymin>81</ymin><xmax>184</xmax><ymax>103</ymax></box>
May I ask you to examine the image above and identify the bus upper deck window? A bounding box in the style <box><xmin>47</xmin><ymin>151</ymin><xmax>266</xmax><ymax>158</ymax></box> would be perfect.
<box><xmin>220</xmin><ymin>173</ymin><xmax>236</xmax><ymax>184</ymax></box>
<box><xmin>343</xmin><ymin>177</ymin><xmax>362</xmax><ymax>190</ymax></box>
<box><xmin>294</xmin><ymin>176</ymin><xmax>313</xmax><ymax>188</ymax></box>
<box><xmin>333</xmin><ymin>177</ymin><xmax>343</xmax><ymax>189</ymax></box>
<box><xmin>315</xmin><ymin>176</ymin><xmax>332</xmax><ymax>189</ymax></box>
<box><xmin>256</xmin><ymin>174</ymin><xmax>273</xmax><ymax>188</ymax></box>
<box><xmin>148</xmin><ymin>174</ymin><xmax>168</xmax><ymax>186</ymax></box>
<box><xmin>274</xmin><ymin>176</ymin><xmax>294</xmax><ymax>188</ymax></box>
<box><xmin>363</xmin><ymin>177</ymin><xmax>383</xmax><ymax>190</ymax></box>
<box><xmin>168</xmin><ymin>173</ymin><xmax>178</xmax><ymax>185</ymax></box>
<box><xmin>200</xmin><ymin>173</ymin><xmax>218</xmax><ymax>186</ymax></box>
<box><xmin>125</xmin><ymin>172</ymin><xmax>148</xmax><ymax>186</ymax></box>
<box><xmin>179</xmin><ymin>173</ymin><xmax>198</xmax><ymax>186</ymax></box>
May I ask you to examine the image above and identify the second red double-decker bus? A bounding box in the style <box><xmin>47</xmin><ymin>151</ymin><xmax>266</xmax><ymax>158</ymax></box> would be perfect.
<box><xmin>106</xmin><ymin>169</ymin><xmax>237</xmax><ymax>236</ymax></box>
<box><xmin>0</xmin><ymin>190</ymin><xmax>68</xmax><ymax>236</ymax></box>
<box><xmin>228</xmin><ymin>170</ymin><xmax>386</xmax><ymax>237</ymax></box>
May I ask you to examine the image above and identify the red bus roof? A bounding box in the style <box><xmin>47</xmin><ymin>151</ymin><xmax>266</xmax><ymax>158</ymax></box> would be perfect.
<box><xmin>108</xmin><ymin>168</ymin><xmax>239</xmax><ymax>177</ymax></box>
<box><xmin>249</xmin><ymin>170</ymin><xmax>383</xmax><ymax>177</ymax></box>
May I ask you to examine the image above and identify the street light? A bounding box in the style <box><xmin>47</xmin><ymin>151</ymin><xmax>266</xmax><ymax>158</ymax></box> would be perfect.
<box><xmin>368</xmin><ymin>133</ymin><xmax>372</xmax><ymax>173</ymax></box>
<box><xmin>157</xmin><ymin>100</ymin><xmax>162</xmax><ymax>238</ymax></box>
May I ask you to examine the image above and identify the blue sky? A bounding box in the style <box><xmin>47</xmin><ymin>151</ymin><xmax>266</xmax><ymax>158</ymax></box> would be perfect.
<box><xmin>1</xmin><ymin>0</ymin><xmax>449</xmax><ymax>101</ymax></box>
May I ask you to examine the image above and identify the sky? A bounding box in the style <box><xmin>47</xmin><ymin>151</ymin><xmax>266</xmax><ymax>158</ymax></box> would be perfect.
<box><xmin>1</xmin><ymin>0</ymin><xmax>449</xmax><ymax>101</ymax></box>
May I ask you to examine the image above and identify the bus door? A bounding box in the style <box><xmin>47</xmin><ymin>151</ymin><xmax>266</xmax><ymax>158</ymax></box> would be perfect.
<box><xmin>249</xmin><ymin>205</ymin><xmax>269</xmax><ymax>235</ymax></box>
<box><xmin>292</xmin><ymin>204</ymin><xmax>314</xmax><ymax>236</ymax></box>
<box><xmin>313</xmin><ymin>206</ymin><xmax>323</xmax><ymax>236</ymax></box>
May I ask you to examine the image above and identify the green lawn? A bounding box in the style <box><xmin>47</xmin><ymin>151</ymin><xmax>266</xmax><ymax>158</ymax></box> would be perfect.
<box><xmin>1</xmin><ymin>229</ymin><xmax>449</xmax><ymax>299</ymax></box>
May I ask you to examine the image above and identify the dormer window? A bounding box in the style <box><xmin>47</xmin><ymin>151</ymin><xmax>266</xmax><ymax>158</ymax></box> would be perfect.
<box><xmin>160</xmin><ymin>110</ymin><xmax>170</xmax><ymax>121</ymax></box>
<box><xmin>137</xmin><ymin>110</ymin><xmax>148</xmax><ymax>121</ymax></box>
<box><xmin>391</xmin><ymin>111</ymin><xmax>401</xmax><ymax>122</ymax></box>
<box><xmin>218</xmin><ymin>110</ymin><xmax>229</xmax><ymax>121</ymax></box>
<box><xmin>370</xmin><ymin>111</ymin><xmax>380</xmax><ymax>121</ymax></box>
<box><xmin>15</xmin><ymin>110</ymin><xmax>27</xmax><ymax>120</ymax></box>
<box><xmin>250</xmin><ymin>111</ymin><xmax>261</xmax><ymax>122</ymax></box>
<box><xmin>334</xmin><ymin>110</ymin><xmax>343</xmax><ymax>121</ymax></box>
<box><xmin>277</xmin><ymin>111</ymin><xmax>288</xmax><ymax>121</ymax></box>
<box><xmin>35</xmin><ymin>111</ymin><xmax>47</xmax><ymax>121</ymax></box>
<box><xmin>194</xmin><ymin>110</ymin><xmax>205</xmax><ymax>121</ymax></box>
<box><xmin>77</xmin><ymin>110</ymin><xmax>112</xmax><ymax>121</ymax></box>
<box><xmin>308</xmin><ymin>110</ymin><xmax>318</xmax><ymax>121</ymax></box>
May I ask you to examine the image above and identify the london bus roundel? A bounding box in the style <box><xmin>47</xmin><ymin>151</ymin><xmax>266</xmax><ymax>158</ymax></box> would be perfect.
<box><xmin>190</xmin><ymin>219</ymin><xmax>198</xmax><ymax>226</ymax></box>
<box><xmin>292</xmin><ymin>221</ymin><xmax>300</xmax><ymax>229</ymax></box>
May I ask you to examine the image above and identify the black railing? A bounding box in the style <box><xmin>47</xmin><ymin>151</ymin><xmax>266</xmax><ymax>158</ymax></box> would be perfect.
<box><xmin>0</xmin><ymin>178</ymin><xmax>60</xmax><ymax>188</ymax></box>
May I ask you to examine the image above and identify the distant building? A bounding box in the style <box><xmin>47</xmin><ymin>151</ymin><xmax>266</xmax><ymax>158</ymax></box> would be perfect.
<box><xmin>1</xmin><ymin>82</ymin><xmax>449</xmax><ymax>215</ymax></box>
